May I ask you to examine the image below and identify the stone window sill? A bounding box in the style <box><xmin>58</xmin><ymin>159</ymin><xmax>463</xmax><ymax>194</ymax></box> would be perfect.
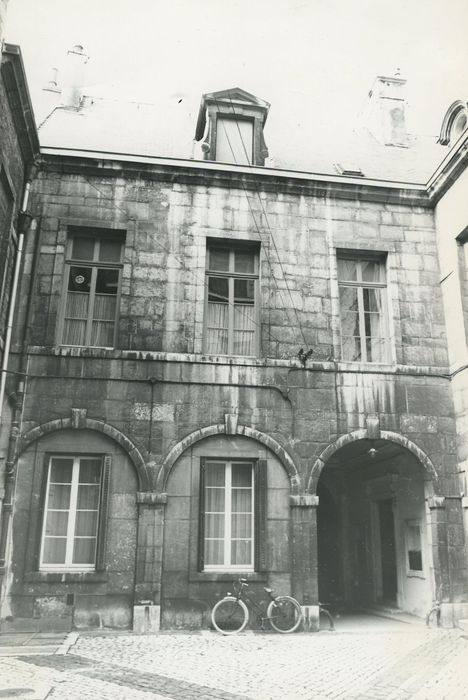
<box><xmin>189</xmin><ymin>571</ymin><xmax>267</xmax><ymax>583</ymax></box>
<box><xmin>25</xmin><ymin>570</ymin><xmax>108</xmax><ymax>584</ymax></box>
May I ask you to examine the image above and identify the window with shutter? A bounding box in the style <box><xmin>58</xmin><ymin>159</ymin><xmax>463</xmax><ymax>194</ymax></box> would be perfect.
<box><xmin>59</xmin><ymin>228</ymin><xmax>125</xmax><ymax>348</ymax></box>
<box><xmin>39</xmin><ymin>454</ymin><xmax>110</xmax><ymax>572</ymax></box>
<box><xmin>199</xmin><ymin>458</ymin><xmax>267</xmax><ymax>572</ymax></box>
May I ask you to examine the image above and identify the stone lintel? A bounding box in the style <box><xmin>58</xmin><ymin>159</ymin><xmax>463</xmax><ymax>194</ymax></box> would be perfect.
<box><xmin>137</xmin><ymin>491</ymin><xmax>167</xmax><ymax>506</ymax></box>
<box><xmin>290</xmin><ymin>494</ymin><xmax>319</xmax><ymax>508</ymax></box>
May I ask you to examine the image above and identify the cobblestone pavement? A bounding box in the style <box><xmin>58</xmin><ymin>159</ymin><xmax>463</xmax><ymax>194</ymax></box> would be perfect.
<box><xmin>0</xmin><ymin>625</ymin><xmax>467</xmax><ymax>700</ymax></box>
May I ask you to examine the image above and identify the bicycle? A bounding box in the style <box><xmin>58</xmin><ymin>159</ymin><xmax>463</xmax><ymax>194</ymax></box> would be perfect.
<box><xmin>211</xmin><ymin>577</ymin><xmax>303</xmax><ymax>635</ymax></box>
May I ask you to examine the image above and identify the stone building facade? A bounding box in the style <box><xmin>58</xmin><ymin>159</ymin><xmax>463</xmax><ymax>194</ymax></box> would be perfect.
<box><xmin>0</xmin><ymin>72</ymin><xmax>467</xmax><ymax>631</ymax></box>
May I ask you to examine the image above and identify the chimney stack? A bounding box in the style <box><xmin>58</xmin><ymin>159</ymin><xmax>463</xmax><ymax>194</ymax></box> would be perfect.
<box><xmin>60</xmin><ymin>44</ymin><xmax>88</xmax><ymax>109</ymax></box>
<box><xmin>364</xmin><ymin>72</ymin><xmax>408</xmax><ymax>147</ymax></box>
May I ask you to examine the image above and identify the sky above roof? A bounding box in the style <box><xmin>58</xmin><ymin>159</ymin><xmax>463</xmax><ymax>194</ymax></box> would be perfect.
<box><xmin>5</xmin><ymin>0</ymin><xmax>468</xmax><ymax>138</ymax></box>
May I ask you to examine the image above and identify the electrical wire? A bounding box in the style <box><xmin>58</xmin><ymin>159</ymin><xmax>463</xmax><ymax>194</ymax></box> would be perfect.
<box><xmin>82</xmin><ymin>176</ymin><xmax>285</xmax><ymax>349</ymax></box>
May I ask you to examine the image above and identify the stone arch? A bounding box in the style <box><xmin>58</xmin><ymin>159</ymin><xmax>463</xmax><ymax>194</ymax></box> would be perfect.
<box><xmin>307</xmin><ymin>428</ymin><xmax>437</xmax><ymax>493</ymax></box>
<box><xmin>156</xmin><ymin>423</ymin><xmax>301</xmax><ymax>493</ymax></box>
<box><xmin>18</xmin><ymin>417</ymin><xmax>150</xmax><ymax>491</ymax></box>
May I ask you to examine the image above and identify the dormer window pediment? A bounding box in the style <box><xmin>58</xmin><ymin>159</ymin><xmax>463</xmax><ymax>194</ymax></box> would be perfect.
<box><xmin>195</xmin><ymin>87</ymin><xmax>270</xmax><ymax>166</ymax></box>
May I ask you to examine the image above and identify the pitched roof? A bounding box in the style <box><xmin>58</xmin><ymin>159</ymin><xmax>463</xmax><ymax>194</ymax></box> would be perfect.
<box><xmin>37</xmin><ymin>85</ymin><xmax>448</xmax><ymax>184</ymax></box>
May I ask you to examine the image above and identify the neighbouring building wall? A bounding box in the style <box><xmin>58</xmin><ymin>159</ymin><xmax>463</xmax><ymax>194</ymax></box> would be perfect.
<box><xmin>435</xmin><ymin>163</ymin><xmax>468</xmax><ymax>596</ymax></box>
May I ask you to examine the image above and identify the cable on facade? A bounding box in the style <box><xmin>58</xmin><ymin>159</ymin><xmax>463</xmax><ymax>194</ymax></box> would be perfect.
<box><xmin>82</xmin><ymin>176</ymin><xmax>285</xmax><ymax>349</ymax></box>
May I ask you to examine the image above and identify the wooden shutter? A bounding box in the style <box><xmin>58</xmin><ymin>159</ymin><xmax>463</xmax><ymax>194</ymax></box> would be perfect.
<box><xmin>96</xmin><ymin>455</ymin><xmax>111</xmax><ymax>571</ymax></box>
<box><xmin>197</xmin><ymin>458</ymin><xmax>206</xmax><ymax>572</ymax></box>
<box><xmin>254</xmin><ymin>459</ymin><xmax>268</xmax><ymax>572</ymax></box>
<box><xmin>34</xmin><ymin>454</ymin><xmax>51</xmax><ymax>571</ymax></box>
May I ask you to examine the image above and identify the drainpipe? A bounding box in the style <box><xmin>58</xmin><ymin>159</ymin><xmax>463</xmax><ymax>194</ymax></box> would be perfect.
<box><xmin>0</xmin><ymin>161</ymin><xmax>39</xmax><ymax>573</ymax></box>
<box><xmin>0</xmin><ymin>163</ymin><xmax>39</xmax><ymax>426</ymax></box>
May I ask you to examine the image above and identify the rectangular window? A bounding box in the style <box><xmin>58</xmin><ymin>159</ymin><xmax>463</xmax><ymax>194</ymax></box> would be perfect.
<box><xmin>60</xmin><ymin>229</ymin><xmax>124</xmax><ymax>347</ymax></box>
<box><xmin>40</xmin><ymin>455</ymin><xmax>106</xmax><ymax>571</ymax></box>
<box><xmin>406</xmin><ymin>520</ymin><xmax>423</xmax><ymax>572</ymax></box>
<box><xmin>202</xmin><ymin>460</ymin><xmax>255</xmax><ymax>570</ymax></box>
<box><xmin>337</xmin><ymin>255</ymin><xmax>388</xmax><ymax>363</ymax></box>
<box><xmin>216</xmin><ymin>116</ymin><xmax>253</xmax><ymax>165</ymax></box>
<box><xmin>205</xmin><ymin>244</ymin><xmax>258</xmax><ymax>356</ymax></box>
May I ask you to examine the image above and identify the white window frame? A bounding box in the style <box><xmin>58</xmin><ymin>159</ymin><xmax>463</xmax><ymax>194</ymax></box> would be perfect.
<box><xmin>337</xmin><ymin>255</ymin><xmax>389</xmax><ymax>363</ymax></box>
<box><xmin>58</xmin><ymin>232</ymin><xmax>123</xmax><ymax>348</ymax></box>
<box><xmin>203</xmin><ymin>459</ymin><xmax>255</xmax><ymax>572</ymax></box>
<box><xmin>204</xmin><ymin>245</ymin><xmax>259</xmax><ymax>357</ymax></box>
<box><xmin>40</xmin><ymin>455</ymin><xmax>102</xmax><ymax>572</ymax></box>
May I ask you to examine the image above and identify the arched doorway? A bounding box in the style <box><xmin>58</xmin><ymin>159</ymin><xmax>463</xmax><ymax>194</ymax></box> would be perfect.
<box><xmin>316</xmin><ymin>437</ymin><xmax>433</xmax><ymax>617</ymax></box>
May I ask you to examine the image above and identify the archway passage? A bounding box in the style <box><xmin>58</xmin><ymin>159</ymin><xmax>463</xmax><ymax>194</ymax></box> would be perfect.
<box><xmin>316</xmin><ymin>438</ymin><xmax>433</xmax><ymax>618</ymax></box>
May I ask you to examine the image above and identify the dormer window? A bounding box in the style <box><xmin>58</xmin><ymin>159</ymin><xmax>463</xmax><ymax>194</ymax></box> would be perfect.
<box><xmin>195</xmin><ymin>87</ymin><xmax>270</xmax><ymax>166</ymax></box>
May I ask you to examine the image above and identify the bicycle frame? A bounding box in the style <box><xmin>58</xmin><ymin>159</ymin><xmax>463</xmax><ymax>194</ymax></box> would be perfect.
<box><xmin>230</xmin><ymin>579</ymin><xmax>287</xmax><ymax>630</ymax></box>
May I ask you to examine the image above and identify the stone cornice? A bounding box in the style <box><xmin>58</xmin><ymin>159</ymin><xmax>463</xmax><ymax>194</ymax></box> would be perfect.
<box><xmin>39</xmin><ymin>147</ymin><xmax>431</xmax><ymax>207</ymax></box>
<box><xmin>1</xmin><ymin>44</ymin><xmax>40</xmax><ymax>163</ymax></box>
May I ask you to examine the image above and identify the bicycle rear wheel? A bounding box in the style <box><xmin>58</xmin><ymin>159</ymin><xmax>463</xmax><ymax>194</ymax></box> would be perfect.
<box><xmin>211</xmin><ymin>596</ymin><xmax>249</xmax><ymax>635</ymax></box>
<box><xmin>267</xmin><ymin>596</ymin><xmax>302</xmax><ymax>633</ymax></box>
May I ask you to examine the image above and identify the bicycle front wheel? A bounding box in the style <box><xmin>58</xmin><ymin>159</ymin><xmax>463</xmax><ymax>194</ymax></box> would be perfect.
<box><xmin>267</xmin><ymin>596</ymin><xmax>302</xmax><ymax>633</ymax></box>
<box><xmin>211</xmin><ymin>596</ymin><xmax>249</xmax><ymax>635</ymax></box>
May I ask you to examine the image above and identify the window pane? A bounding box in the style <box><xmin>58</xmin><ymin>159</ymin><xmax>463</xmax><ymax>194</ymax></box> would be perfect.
<box><xmin>234</xmin><ymin>251</ymin><xmax>255</xmax><ymax>274</ymax></box>
<box><xmin>208</xmin><ymin>276</ymin><xmax>229</xmax><ymax>303</ymax></box>
<box><xmin>339</xmin><ymin>285</ymin><xmax>358</xmax><ymax>312</ymax></box>
<box><xmin>77</xmin><ymin>485</ymin><xmax>100</xmax><ymax>510</ymax></box>
<box><xmin>366</xmin><ymin>337</ymin><xmax>386</xmax><ymax>362</ymax></box>
<box><xmin>71</xmin><ymin>237</ymin><xmax>95</xmax><ymax>261</ymax></box>
<box><xmin>340</xmin><ymin>311</ymin><xmax>360</xmax><ymax>339</ymax></box>
<box><xmin>205</xmin><ymin>514</ymin><xmax>224</xmax><ymax>538</ymax></box>
<box><xmin>205</xmin><ymin>463</ymin><xmax>226</xmax><ymax>487</ymax></box>
<box><xmin>232</xmin><ymin>463</ymin><xmax>252</xmax><ymax>487</ymax></box>
<box><xmin>208</xmin><ymin>249</ymin><xmax>229</xmax><ymax>272</ymax></box>
<box><xmin>74</xmin><ymin>511</ymin><xmax>98</xmax><ymax>537</ymax></box>
<box><xmin>95</xmin><ymin>268</ymin><xmax>119</xmax><ymax>295</ymax></box>
<box><xmin>232</xmin><ymin>489</ymin><xmax>252</xmax><ymax>513</ymax></box>
<box><xmin>234</xmin><ymin>278</ymin><xmax>255</xmax><ymax>304</ymax></box>
<box><xmin>50</xmin><ymin>459</ymin><xmax>73</xmax><ymax>483</ymax></box>
<box><xmin>205</xmin><ymin>488</ymin><xmax>225</xmax><ymax>512</ymax></box>
<box><xmin>231</xmin><ymin>513</ymin><xmax>252</xmax><ymax>538</ymax></box>
<box><xmin>231</xmin><ymin>539</ymin><xmax>252</xmax><ymax>566</ymax></box>
<box><xmin>45</xmin><ymin>511</ymin><xmax>69</xmax><ymax>536</ymax></box>
<box><xmin>79</xmin><ymin>459</ymin><xmax>102</xmax><ymax>483</ymax></box>
<box><xmin>99</xmin><ymin>239</ymin><xmax>122</xmax><ymax>263</ymax></box>
<box><xmin>337</xmin><ymin>259</ymin><xmax>357</xmax><ymax>281</ymax></box>
<box><xmin>73</xmin><ymin>538</ymin><xmax>96</xmax><ymax>564</ymax></box>
<box><xmin>42</xmin><ymin>538</ymin><xmax>66</xmax><ymax>564</ymax></box>
<box><xmin>48</xmin><ymin>484</ymin><xmax>71</xmax><ymax>510</ymax></box>
<box><xmin>91</xmin><ymin>320</ymin><xmax>115</xmax><ymax>347</ymax></box>
<box><xmin>342</xmin><ymin>336</ymin><xmax>362</xmax><ymax>361</ymax></box>
<box><xmin>68</xmin><ymin>266</ymin><xmax>92</xmax><ymax>293</ymax></box>
<box><xmin>363</xmin><ymin>288</ymin><xmax>382</xmax><ymax>313</ymax></box>
<box><xmin>361</xmin><ymin>260</ymin><xmax>383</xmax><ymax>283</ymax></box>
<box><xmin>205</xmin><ymin>540</ymin><xmax>224</xmax><ymax>566</ymax></box>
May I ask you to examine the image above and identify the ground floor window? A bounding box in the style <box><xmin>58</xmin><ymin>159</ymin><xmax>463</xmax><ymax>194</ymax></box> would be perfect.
<box><xmin>199</xmin><ymin>458</ymin><xmax>267</xmax><ymax>571</ymax></box>
<box><xmin>40</xmin><ymin>455</ymin><xmax>109</xmax><ymax>571</ymax></box>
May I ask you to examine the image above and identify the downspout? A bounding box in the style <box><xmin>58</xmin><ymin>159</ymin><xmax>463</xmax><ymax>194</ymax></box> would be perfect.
<box><xmin>0</xmin><ymin>161</ymin><xmax>39</xmax><ymax>575</ymax></box>
<box><xmin>0</xmin><ymin>163</ymin><xmax>38</xmax><ymax>425</ymax></box>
